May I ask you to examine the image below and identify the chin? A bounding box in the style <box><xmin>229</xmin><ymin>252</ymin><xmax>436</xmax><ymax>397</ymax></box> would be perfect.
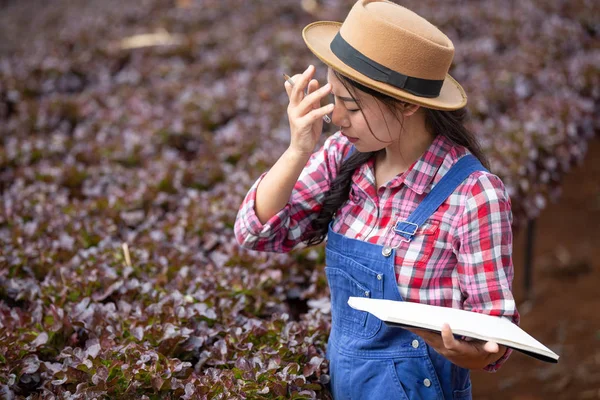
<box><xmin>352</xmin><ymin>142</ymin><xmax>379</xmax><ymax>153</ymax></box>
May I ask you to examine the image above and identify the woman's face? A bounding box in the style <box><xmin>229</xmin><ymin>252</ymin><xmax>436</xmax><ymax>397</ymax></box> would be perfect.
<box><xmin>326</xmin><ymin>68</ymin><xmax>404</xmax><ymax>152</ymax></box>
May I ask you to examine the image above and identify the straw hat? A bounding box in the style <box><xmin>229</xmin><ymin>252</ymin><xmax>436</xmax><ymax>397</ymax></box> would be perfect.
<box><xmin>302</xmin><ymin>0</ymin><xmax>466</xmax><ymax>111</ymax></box>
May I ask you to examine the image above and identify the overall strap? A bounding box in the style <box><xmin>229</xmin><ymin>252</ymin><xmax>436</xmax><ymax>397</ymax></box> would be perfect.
<box><xmin>394</xmin><ymin>155</ymin><xmax>488</xmax><ymax>241</ymax></box>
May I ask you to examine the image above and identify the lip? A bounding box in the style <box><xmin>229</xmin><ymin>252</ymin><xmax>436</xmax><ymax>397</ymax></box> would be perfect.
<box><xmin>341</xmin><ymin>132</ymin><xmax>359</xmax><ymax>143</ymax></box>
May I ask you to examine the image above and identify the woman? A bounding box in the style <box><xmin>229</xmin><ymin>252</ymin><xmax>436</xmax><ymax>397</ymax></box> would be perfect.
<box><xmin>235</xmin><ymin>1</ymin><xmax>519</xmax><ymax>398</ymax></box>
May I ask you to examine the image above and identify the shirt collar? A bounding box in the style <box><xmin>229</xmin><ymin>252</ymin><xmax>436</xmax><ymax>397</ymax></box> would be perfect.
<box><xmin>388</xmin><ymin>134</ymin><xmax>456</xmax><ymax>195</ymax></box>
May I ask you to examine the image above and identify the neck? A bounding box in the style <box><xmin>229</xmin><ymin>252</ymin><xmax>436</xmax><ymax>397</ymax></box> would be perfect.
<box><xmin>380</xmin><ymin>110</ymin><xmax>435</xmax><ymax>173</ymax></box>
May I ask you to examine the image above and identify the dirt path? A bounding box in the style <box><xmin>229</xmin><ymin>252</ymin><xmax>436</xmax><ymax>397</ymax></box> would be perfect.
<box><xmin>472</xmin><ymin>136</ymin><xmax>600</xmax><ymax>399</ymax></box>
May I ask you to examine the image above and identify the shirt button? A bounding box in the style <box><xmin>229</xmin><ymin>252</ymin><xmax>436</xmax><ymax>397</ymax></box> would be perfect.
<box><xmin>377</xmin><ymin>274</ymin><xmax>383</xmax><ymax>280</ymax></box>
<box><xmin>423</xmin><ymin>378</ymin><xmax>431</xmax><ymax>388</ymax></box>
<box><xmin>381</xmin><ymin>247</ymin><xmax>392</xmax><ymax>257</ymax></box>
<box><xmin>411</xmin><ymin>339</ymin><xmax>419</xmax><ymax>349</ymax></box>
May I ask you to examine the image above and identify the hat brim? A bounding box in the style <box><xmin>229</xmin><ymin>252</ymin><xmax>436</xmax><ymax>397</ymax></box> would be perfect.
<box><xmin>302</xmin><ymin>21</ymin><xmax>467</xmax><ymax>111</ymax></box>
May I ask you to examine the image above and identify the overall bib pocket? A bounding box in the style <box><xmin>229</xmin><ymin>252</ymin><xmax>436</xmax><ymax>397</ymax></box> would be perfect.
<box><xmin>325</xmin><ymin>266</ymin><xmax>382</xmax><ymax>339</ymax></box>
<box><xmin>386</xmin><ymin>359</ymin><xmax>411</xmax><ymax>400</ymax></box>
<box><xmin>453</xmin><ymin>383</ymin><xmax>472</xmax><ymax>400</ymax></box>
<box><xmin>391</xmin><ymin>356</ymin><xmax>445</xmax><ymax>400</ymax></box>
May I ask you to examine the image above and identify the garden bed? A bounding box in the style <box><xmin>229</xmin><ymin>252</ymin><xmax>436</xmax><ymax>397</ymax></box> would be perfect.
<box><xmin>0</xmin><ymin>0</ymin><xmax>598</xmax><ymax>398</ymax></box>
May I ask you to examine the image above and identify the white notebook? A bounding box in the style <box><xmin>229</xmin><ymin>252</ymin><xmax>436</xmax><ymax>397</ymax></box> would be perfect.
<box><xmin>348</xmin><ymin>297</ymin><xmax>559</xmax><ymax>363</ymax></box>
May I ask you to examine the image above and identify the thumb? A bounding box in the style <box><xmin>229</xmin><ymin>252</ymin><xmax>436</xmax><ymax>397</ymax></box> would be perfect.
<box><xmin>483</xmin><ymin>341</ymin><xmax>499</xmax><ymax>353</ymax></box>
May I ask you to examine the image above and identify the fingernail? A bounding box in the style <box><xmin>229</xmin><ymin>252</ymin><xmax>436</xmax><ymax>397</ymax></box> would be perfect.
<box><xmin>306</xmin><ymin>65</ymin><xmax>313</xmax><ymax>72</ymax></box>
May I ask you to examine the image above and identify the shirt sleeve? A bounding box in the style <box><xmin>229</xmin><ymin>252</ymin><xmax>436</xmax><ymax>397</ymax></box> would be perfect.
<box><xmin>234</xmin><ymin>132</ymin><xmax>353</xmax><ymax>253</ymax></box>
<box><xmin>453</xmin><ymin>172</ymin><xmax>520</xmax><ymax>372</ymax></box>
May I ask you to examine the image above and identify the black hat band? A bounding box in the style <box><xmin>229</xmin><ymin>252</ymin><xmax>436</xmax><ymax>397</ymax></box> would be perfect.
<box><xmin>330</xmin><ymin>32</ymin><xmax>444</xmax><ymax>98</ymax></box>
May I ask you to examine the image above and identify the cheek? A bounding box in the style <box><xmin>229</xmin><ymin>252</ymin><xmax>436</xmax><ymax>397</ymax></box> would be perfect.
<box><xmin>350</xmin><ymin>113</ymin><xmax>369</xmax><ymax>131</ymax></box>
<box><xmin>371</xmin><ymin>116</ymin><xmax>402</xmax><ymax>141</ymax></box>
<box><xmin>384</xmin><ymin>114</ymin><xmax>403</xmax><ymax>135</ymax></box>
<box><xmin>352</xmin><ymin>117</ymin><xmax>379</xmax><ymax>141</ymax></box>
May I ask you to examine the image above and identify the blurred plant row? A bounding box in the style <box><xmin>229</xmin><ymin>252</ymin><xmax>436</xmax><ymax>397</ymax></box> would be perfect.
<box><xmin>0</xmin><ymin>0</ymin><xmax>598</xmax><ymax>398</ymax></box>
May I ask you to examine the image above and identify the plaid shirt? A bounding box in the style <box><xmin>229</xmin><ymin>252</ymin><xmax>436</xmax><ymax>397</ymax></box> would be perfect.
<box><xmin>235</xmin><ymin>132</ymin><xmax>519</xmax><ymax>371</ymax></box>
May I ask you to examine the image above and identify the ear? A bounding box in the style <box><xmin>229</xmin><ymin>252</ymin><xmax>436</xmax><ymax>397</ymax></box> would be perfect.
<box><xmin>399</xmin><ymin>102</ymin><xmax>420</xmax><ymax>117</ymax></box>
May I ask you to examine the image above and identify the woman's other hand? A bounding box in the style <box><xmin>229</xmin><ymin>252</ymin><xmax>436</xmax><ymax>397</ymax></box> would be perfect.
<box><xmin>407</xmin><ymin>324</ymin><xmax>507</xmax><ymax>370</ymax></box>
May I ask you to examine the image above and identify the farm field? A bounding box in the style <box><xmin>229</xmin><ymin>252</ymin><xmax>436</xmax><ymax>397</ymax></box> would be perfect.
<box><xmin>1</xmin><ymin>0</ymin><xmax>598</xmax><ymax>398</ymax></box>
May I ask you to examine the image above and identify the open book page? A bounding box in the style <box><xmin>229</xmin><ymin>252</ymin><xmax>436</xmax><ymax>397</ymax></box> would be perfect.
<box><xmin>348</xmin><ymin>297</ymin><xmax>559</xmax><ymax>363</ymax></box>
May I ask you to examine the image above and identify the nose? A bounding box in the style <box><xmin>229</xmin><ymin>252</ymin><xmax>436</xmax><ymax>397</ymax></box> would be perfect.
<box><xmin>330</xmin><ymin>102</ymin><xmax>350</xmax><ymax>128</ymax></box>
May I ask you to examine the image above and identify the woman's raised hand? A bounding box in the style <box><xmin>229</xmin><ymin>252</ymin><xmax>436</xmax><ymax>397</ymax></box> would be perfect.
<box><xmin>284</xmin><ymin>65</ymin><xmax>334</xmax><ymax>156</ymax></box>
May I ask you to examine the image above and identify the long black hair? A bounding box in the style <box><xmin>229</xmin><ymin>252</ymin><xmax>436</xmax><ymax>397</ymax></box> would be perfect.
<box><xmin>302</xmin><ymin>70</ymin><xmax>490</xmax><ymax>246</ymax></box>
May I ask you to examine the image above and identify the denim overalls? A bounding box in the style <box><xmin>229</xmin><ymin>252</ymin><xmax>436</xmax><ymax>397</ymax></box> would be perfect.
<box><xmin>325</xmin><ymin>154</ymin><xmax>487</xmax><ymax>399</ymax></box>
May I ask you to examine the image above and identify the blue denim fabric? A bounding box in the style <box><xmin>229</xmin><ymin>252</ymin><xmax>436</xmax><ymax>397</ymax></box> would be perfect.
<box><xmin>324</xmin><ymin>155</ymin><xmax>486</xmax><ymax>399</ymax></box>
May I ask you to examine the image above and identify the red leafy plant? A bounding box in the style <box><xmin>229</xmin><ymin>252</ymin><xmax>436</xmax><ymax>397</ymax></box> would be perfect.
<box><xmin>0</xmin><ymin>0</ymin><xmax>597</xmax><ymax>398</ymax></box>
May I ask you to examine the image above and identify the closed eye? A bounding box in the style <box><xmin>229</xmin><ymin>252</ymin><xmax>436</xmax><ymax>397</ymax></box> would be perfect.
<box><xmin>328</xmin><ymin>93</ymin><xmax>361</xmax><ymax>113</ymax></box>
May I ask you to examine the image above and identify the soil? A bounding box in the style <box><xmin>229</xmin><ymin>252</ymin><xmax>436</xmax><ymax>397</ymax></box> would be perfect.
<box><xmin>471</xmin><ymin>135</ymin><xmax>600</xmax><ymax>399</ymax></box>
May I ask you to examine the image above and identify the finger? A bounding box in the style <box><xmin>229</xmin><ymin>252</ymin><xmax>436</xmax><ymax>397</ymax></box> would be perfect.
<box><xmin>406</xmin><ymin>328</ymin><xmax>445</xmax><ymax>352</ymax></box>
<box><xmin>298</xmin><ymin>103</ymin><xmax>334</xmax><ymax>124</ymax></box>
<box><xmin>306</xmin><ymin>79</ymin><xmax>318</xmax><ymax>94</ymax></box>
<box><xmin>284</xmin><ymin>79</ymin><xmax>293</xmax><ymax>98</ymax></box>
<box><xmin>286</xmin><ymin>73</ymin><xmax>303</xmax><ymax>100</ymax></box>
<box><xmin>290</xmin><ymin>65</ymin><xmax>314</xmax><ymax>106</ymax></box>
<box><xmin>297</xmin><ymin>83</ymin><xmax>332</xmax><ymax>115</ymax></box>
<box><xmin>440</xmin><ymin>323</ymin><xmax>461</xmax><ymax>351</ymax></box>
<box><xmin>307</xmin><ymin>79</ymin><xmax>320</xmax><ymax>109</ymax></box>
<box><xmin>483</xmin><ymin>341</ymin><xmax>500</xmax><ymax>354</ymax></box>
